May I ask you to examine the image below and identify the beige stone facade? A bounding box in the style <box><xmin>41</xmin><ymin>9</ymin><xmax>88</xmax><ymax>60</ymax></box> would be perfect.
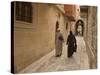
<box><xmin>14</xmin><ymin>3</ymin><xmax>68</xmax><ymax>73</ymax></box>
<box><xmin>80</xmin><ymin>6</ymin><xmax>97</xmax><ymax>69</ymax></box>
<box><xmin>64</xmin><ymin>5</ymin><xmax>80</xmax><ymax>34</ymax></box>
<box><xmin>13</xmin><ymin>2</ymin><xmax>97</xmax><ymax>73</ymax></box>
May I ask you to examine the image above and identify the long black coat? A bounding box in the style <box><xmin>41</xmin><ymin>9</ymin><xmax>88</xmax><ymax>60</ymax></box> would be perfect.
<box><xmin>67</xmin><ymin>34</ymin><xmax>77</xmax><ymax>57</ymax></box>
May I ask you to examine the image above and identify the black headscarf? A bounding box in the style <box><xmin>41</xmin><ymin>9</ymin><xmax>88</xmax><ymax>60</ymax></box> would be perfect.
<box><xmin>70</xmin><ymin>31</ymin><xmax>73</xmax><ymax>35</ymax></box>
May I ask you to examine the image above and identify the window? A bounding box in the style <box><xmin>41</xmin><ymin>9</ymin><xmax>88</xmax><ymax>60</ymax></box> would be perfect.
<box><xmin>15</xmin><ymin>2</ymin><xmax>32</xmax><ymax>23</ymax></box>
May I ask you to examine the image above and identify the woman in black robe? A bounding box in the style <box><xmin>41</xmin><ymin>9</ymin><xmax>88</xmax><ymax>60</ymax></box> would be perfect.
<box><xmin>67</xmin><ymin>31</ymin><xmax>77</xmax><ymax>58</ymax></box>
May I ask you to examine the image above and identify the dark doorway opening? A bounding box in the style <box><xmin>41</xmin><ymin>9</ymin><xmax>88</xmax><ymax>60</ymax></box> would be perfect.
<box><xmin>56</xmin><ymin>21</ymin><xmax>59</xmax><ymax>32</ymax></box>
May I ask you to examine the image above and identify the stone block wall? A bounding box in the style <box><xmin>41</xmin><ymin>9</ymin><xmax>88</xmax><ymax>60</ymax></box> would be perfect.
<box><xmin>14</xmin><ymin>3</ymin><xmax>68</xmax><ymax>73</ymax></box>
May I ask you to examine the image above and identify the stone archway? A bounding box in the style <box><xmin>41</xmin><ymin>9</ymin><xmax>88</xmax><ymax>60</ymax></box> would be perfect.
<box><xmin>75</xmin><ymin>19</ymin><xmax>84</xmax><ymax>36</ymax></box>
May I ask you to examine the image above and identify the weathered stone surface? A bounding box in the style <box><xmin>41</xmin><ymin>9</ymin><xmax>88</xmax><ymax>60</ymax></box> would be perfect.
<box><xmin>80</xmin><ymin>6</ymin><xmax>97</xmax><ymax>69</ymax></box>
<box><xmin>14</xmin><ymin>3</ymin><xmax>67</xmax><ymax>73</ymax></box>
<box><xmin>19</xmin><ymin>37</ymin><xmax>89</xmax><ymax>73</ymax></box>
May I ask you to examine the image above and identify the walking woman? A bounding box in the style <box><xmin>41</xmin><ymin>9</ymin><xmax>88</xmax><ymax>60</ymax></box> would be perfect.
<box><xmin>66</xmin><ymin>31</ymin><xmax>77</xmax><ymax>58</ymax></box>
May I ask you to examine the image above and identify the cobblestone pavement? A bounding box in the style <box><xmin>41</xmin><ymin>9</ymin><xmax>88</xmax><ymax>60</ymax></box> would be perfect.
<box><xmin>20</xmin><ymin>36</ymin><xmax>89</xmax><ymax>73</ymax></box>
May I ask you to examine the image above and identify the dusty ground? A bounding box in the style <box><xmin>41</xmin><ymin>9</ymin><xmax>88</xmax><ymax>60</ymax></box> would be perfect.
<box><xmin>19</xmin><ymin>36</ymin><xmax>89</xmax><ymax>73</ymax></box>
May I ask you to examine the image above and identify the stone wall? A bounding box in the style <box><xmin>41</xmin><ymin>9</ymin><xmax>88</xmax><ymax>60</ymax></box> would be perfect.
<box><xmin>14</xmin><ymin>3</ymin><xmax>67</xmax><ymax>73</ymax></box>
<box><xmin>82</xmin><ymin>6</ymin><xmax>97</xmax><ymax>69</ymax></box>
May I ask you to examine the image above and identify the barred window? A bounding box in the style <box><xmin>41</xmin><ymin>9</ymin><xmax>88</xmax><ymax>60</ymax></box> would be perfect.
<box><xmin>15</xmin><ymin>2</ymin><xmax>32</xmax><ymax>23</ymax></box>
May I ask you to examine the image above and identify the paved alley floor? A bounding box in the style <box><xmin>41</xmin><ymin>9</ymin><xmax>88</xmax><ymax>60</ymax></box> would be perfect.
<box><xmin>19</xmin><ymin>36</ymin><xmax>90</xmax><ymax>73</ymax></box>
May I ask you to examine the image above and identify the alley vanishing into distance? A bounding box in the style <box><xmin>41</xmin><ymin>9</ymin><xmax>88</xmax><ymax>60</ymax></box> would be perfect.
<box><xmin>12</xmin><ymin>2</ymin><xmax>97</xmax><ymax>73</ymax></box>
<box><xmin>20</xmin><ymin>36</ymin><xmax>89</xmax><ymax>73</ymax></box>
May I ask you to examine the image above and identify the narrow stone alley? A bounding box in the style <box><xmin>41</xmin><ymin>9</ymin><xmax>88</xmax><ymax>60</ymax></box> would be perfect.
<box><xmin>19</xmin><ymin>36</ymin><xmax>89</xmax><ymax>73</ymax></box>
<box><xmin>12</xmin><ymin>3</ymin><xmax>97</xmax><ymax>73</ymax></box>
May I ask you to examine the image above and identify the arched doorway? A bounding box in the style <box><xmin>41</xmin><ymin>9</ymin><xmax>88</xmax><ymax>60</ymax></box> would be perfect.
<box><xmin>75</xmin><ymin>20</ymin><xmax>84</xmax><ymax>36</ymax></box>
<box><xmin>56</xmin><ymin>21</ymin><xmax>59</xmax><ymax>32</ymax></box>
